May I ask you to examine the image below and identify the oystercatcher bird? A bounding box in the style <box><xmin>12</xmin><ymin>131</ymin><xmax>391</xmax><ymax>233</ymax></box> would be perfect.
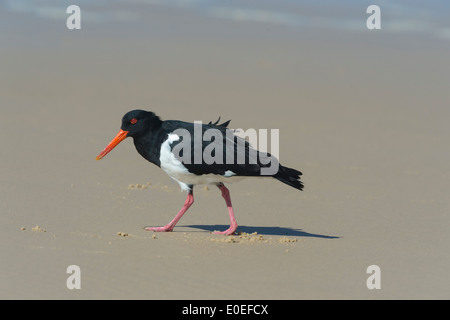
<box><xmin>96</xmin><ymin>110</ymin><xmax>303</xmax><ymax>235</ymax></box>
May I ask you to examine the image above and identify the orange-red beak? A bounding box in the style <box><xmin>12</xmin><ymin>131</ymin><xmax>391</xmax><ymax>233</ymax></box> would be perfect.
<box><xmin>96</xmin><ymin>129</ymin><xmax>129</xmax><ymax>160</ymax></box>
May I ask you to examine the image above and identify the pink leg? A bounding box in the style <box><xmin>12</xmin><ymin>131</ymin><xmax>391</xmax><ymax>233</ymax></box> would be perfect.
<box><xmin>213</xmin><ymin>183</ymin><xmax>238</xmax><ymax>235</ymax></box>
<box><xmin>145</xmin><ymin>191</ymin><xmax>194</xmax><ymax>232</ymax></box>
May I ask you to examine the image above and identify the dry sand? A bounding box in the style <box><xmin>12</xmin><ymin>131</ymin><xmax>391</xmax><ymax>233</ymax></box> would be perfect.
<box><xmin>1</xmin><ymin>2</ymin><xmax>450</xmax><ymax>299</ymax></box>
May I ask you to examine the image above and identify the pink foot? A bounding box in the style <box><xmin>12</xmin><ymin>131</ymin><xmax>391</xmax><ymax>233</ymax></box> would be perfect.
<box><xmin>214</xmin><ymin>184</ymin><xmax>238</xmax><ymax>236</ymax></box>
<box><xmin>213</xmin><ymin>224</ymin><xmax>238</xmax><ymax>235</ymax></box>
<box><xmin>144</xmin><ymin>191</ymin><xmax>194</xmax><ymax>233</ymax></box>
<box><xmin>144</xmin><ymin>226</ymin><xmax>173</xmax><ymax>232</ymax></box>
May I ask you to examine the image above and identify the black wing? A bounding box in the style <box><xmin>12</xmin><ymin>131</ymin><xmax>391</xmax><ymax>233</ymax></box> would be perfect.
<box><xmin>163</xmin><ymin>120</ymin><xmax>276</xmax><ymax>177</ymax></box>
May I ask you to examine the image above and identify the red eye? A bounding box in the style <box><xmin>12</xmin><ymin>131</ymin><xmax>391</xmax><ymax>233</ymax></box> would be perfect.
<box><xmin>130</xmin><ymin>118</ymin><xmax>138</xmax><ymax>124</ymax></box>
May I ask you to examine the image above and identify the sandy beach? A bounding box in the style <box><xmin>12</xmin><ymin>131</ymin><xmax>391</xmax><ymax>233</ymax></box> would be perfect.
<box><xmin>1</xmin><ymin>1</ymin><xmax>449</xmax><ymax>299</ymax></box>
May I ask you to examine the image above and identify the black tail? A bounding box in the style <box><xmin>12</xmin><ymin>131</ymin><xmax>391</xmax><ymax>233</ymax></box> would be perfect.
<box><xmin>274</xmin><ymin>165</ymin><xmax>304</xmax><ymax>191</ymax></box>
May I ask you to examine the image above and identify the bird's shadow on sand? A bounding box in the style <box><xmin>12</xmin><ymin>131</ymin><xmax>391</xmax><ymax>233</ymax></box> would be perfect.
<box><xmin>183</xmin><ymin>225</ymin><xmax>340</xmax><ymax>239</ymax></box>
